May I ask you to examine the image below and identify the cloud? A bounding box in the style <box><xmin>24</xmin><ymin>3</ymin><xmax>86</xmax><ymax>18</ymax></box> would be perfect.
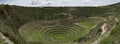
<box><xmin>83</xmin><ymin>0</ymin><xmax>92</xmax><ymax>2</ymax></box>
<box><xmin>0</xmin><ymin>0</ymin><xmax>120</xmax><ymax>7</ymax></box>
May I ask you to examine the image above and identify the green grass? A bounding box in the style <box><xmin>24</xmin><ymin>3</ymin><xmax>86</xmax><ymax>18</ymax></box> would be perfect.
<box><xmin>75</xmin><ymin>18</ymin><xmax>103</xmax><ymax>29</ymax></box>
<box><xmin>100</xmin><ymin>36</ymin><xmax>114</xmax><ymax>44</ymax></box>
<box><xmin>0</xmin><ymin>36</ymin><xmax>6</xmax><ymax>44</ymax></box>
<box><xmin>52</xmin><ymin>34</ymin><xmax>67</xmax><ymax>41</ymax></box>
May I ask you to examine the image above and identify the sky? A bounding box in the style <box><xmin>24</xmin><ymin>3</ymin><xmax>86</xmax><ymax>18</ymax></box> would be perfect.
<box><xmin>0</xmin><ymin>0</ymin><xmax>120</xmax><ymax>7</ymax></box>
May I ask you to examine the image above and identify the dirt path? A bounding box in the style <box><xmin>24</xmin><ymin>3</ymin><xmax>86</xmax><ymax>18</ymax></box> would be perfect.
<box><xmin>0</xmin><ymin>32</ymin><xmax>14</xmax><ymax>44</ymax></box>
<box><xmin>92</xmin><ymin>22</ymin><xmax>108</xmax><ymax>44</ymax></box>
<box><xmin>101</xmin><ymin>23</ymin><xmax>108</xmax><ymax>35</ymax></box>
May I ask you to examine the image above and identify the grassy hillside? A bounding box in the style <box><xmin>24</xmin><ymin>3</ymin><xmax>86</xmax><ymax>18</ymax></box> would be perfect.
<box><xmin>0</xmin><ymin>3</ymin><xmax>120</xmax><ymax>44</ymax></box>
<box><xmin>100</xmin><ymin>16</ymin><xmax>120</xmax><ymax>44</ymax></box>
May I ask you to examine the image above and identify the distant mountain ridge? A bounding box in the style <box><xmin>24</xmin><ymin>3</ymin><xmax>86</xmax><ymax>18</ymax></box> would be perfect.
<box><xmin>108</xmin><ymin>2</ymin><xmax>120</xmax><ymax>6</ymax></box>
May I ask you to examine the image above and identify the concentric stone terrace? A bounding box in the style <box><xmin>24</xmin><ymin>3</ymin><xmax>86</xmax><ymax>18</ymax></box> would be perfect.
<box><xmin>18</xmin><ymin>18</ymin><xmax>103</xmax><ymax>44</ymax></box>
<box><xmin>19</xmin><ymin>20</ymin><xmax>86</xmax><ymax>44</ymax></box>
